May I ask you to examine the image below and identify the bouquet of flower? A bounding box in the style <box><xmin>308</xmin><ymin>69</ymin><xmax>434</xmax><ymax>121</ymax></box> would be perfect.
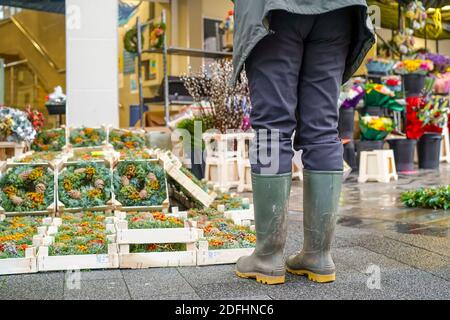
<box><xmin>113</xmin><ymin>160</ymin><xmax>167</xmax><ymax>207</ymax></box>
<box><xmin>69</xmin><ymin>127</ymin><xmax>106</xmax><ymax>148</ymax></box>
<box><xmin>365</xmin><ymin>58</ymin><xmax>395</xmax><ymax>74</ymax></box>
<box><xmin>393</xmin><ymin>59</ymin><xmax>434</xmax><ymax>75</ymax></box>
<box><xmin>417</xmin><ymin>96</ymin><xmax>449</xmax><ymax>130</ymax></box>
<box><xmin>0</xmin><ymin>107</ymin><xmax>37</xmax><ymax>143</ymax></box>
<box><xmin>109</xmin><ymin>128</ymin><xmax>145</xmax><ymax>150</ymax></box>
<box><xmin>359</xmin><ymin>115</ymin><xmax>394</xmax><ymax>141</ymax></box>
<box><xmin>0</xmin><ymin>165</ymin><xmax>54</xmax><ymax>212</ymax></box>
<box><xmin>149</xmin><ymin>21</ymin><xmax>166</xmax><ymax>49</ymax></box>
<box><xmin>45</xmin><ymin>86</ymin><xmax>66</xmax><ymax>106</ymax></box>
<box><xmin>433</xmin><ymin>72</ymin><xmax>450</xmax><ymax>94</ymax></box>
<box><xmin>364</xmin><ymin>83</ymin><xmax>404</xmax><ymax>111</ymax></box>
<box><xmin>340</xmin><ymin>85</ymin><xmax>365</xmax><ymax>109</ymax></box>
<box><xmin>26</xmin><ymin>106</ymin><xmax>45</xmax><ymax>133</ymax></box>
<box><xmin>49</xmin><ymin>212</ymin><xmax>112</xmax><ymax>256</ymax></box>
<box><xmin>0</xmin><ymin>216</ymin><xmax>42</xmax><ymax>259</ymax></box>
<box><xmin>31</xmin><ymin>128</ymin><xmax>65</xmax><ymax>152</ymax></box>
<box><xmin>421</xmin><ymin>53</ymin><xmax>450</xmax><ymax>74</ymax></box>
<box><xmin>58</xmin><ymin>162</ymin><xmax>112</xmax><ymax>209</ymax></box>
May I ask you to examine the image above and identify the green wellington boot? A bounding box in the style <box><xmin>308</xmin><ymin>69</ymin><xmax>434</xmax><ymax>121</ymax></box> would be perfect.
<box><xmin>286</xmin><ymin>170</ymin><xmax>343</xmax><ymax>283</ymax></box>
<box><xmin>235</xmin><ymin>172</ymin><xmax>292</xmax><ymax>285</ymax></box>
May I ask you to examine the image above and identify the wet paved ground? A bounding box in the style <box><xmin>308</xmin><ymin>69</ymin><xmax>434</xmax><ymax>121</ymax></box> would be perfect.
<box><xmin>1</xmin><ymin>165</ymin><xmax>449</xmax><ymax>300</ymax></box>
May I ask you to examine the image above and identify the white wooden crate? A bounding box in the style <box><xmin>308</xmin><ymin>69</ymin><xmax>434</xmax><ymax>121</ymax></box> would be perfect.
<box><xmin>115</xmin><ymin>211</ymin><xmax>202</xmax><ymax>268</ymax></box>
<box><xmin>35</xmin><ymin>215</ymin><xmax>119</xmax><ymax>271</ymax></box>
<box><xmin>196</xmin><ymin>240</ymin><xmax>254</xmax><ymax>266</ymax></box>
<box><xmin>159</xmin><ymin>151</ymin><xmax>217</xmax><ymax>208</ymax></box>
<box><xmin>0</xmin><ymin>247</ymin><xmax>38</xmax><ymax>275</ymax></box>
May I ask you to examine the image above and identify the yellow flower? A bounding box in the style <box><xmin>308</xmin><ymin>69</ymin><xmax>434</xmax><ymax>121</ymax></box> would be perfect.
<box><xmin>28</xmin><ymin>168</ymin><xmax>44</xmax><ymax>181</ymax></box>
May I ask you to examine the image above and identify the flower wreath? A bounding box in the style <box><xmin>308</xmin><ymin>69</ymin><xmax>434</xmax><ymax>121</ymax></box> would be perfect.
<box><xmin>0</xmin><ymin>165</ymin><xmax>54</xmax><ymax>212</ymax></box>
<box><xmin>109</xmin><ymin>129</ymin><xmax>145</xmax><ymax>150</ymax></box>
<box><xmin>201</xmin><ymin>218</ymin><xmax>256</xmax><ymax>249</ymax></box>
<box><xmin>69</xmin><ymin>127</ymin><xmax>106</xmax><ymax>148</ymax></box>
<box><xmin>58</xmin><ymin>162</ymin><xmax>112</xmax><ymax>209</ymax></box>
<box><xmin>32</xmin><ymin>128</ymin><xmax>65</xmax><ymax>151</ymax></box>
<box><xmin>124</xmin><ymin>27</ymin><xmax>144</xmax><ymax>53</ymax></box>
<box><xmin>113</xmin><ymin>160</ymin><xmax>167</xmax><ymax>207</ymax></box>
<box><xmin>149</xmin><ymin>21</ymin><xmax>166</xmax><ymax>49</ymax></box>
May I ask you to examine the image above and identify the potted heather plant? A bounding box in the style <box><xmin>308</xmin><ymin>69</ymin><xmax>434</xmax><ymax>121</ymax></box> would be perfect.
<box><xmin>393</xmin><ymin>59</ymin><xmax>434</xmax><ymax>96</ymax></box>
<box><xmin>339</xmin><ymin>84</ymin><xmax>364</xmax><ymax>139</ymax></box>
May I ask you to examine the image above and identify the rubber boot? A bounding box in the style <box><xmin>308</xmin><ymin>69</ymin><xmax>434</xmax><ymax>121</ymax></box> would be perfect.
<box><xmin>235</xmin><ymin>172</ymin><xmax>292</xmax><ymax>285</ymax></box>
<box><xmin>286</xmin><ymin>170</ymin><xmax>342</xmax><ymax>283</ymax></box>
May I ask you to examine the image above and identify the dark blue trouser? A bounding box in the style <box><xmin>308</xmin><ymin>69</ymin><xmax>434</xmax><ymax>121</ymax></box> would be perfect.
<box><xmin>246</xmin><ymin>8</ymin><xmax>354</xmax><ymax>174</ymax></box>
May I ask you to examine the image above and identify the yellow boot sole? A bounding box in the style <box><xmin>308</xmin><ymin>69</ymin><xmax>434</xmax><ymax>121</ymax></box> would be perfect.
<box><xmin>286</xmin><ymin>267</ymin><xmax>335</xmax><ymax>283</ymax></box>
<box><xmin>235</xmin><ymin>270</ymin><xmax>285</xmax><ymax>285</ymax></box>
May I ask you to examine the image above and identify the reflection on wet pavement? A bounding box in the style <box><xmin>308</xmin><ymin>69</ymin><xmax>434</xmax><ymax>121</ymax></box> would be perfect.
<box><xmin>287</xmin><ymin>163</ymin><xmax>450</xmax><ymax>238</ymax></box>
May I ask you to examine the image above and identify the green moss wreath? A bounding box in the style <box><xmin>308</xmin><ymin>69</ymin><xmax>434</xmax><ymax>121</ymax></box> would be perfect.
<box><xmin>69</xmin><ymin>127</ymin><xmax>106</xmax><ymax>148</ymax></box>
<box><xmin>31</xmin><ymin>128</ymin><xmax>66</xmax><ymax>152</ymax></box>
<box><xmin>58</xmin><ymin>161</ymin><xmax>112</xmax><ymax>209</ymax></box>
<box><xmin>0</xmin><ymin>165</ymin><xmax>54</xmax><ymax>212</ymax></box>
<box><xmin>113</xmin><ymin>160</ymin><xmax>167</xmax><ymax>207</ymax></box>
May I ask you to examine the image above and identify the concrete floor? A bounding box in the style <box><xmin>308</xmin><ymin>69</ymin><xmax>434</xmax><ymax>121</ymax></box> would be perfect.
<box><xmin>1</xmin><ymin>165</ymin><xmax>449</xmax><ymax>300</ymax></box>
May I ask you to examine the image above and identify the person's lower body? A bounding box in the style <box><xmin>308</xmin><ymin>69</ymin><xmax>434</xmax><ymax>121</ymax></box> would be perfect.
<box><xmin>235</xmin><ymin>8</ymin><xmax>353</xmax><ymax>284</ymax></box>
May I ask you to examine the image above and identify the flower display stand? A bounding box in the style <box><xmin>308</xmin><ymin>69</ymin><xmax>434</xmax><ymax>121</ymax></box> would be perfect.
<box><xmin>203</xmin><ymin>133</ymin><xmax>241</xmax><ymax>192</ymax></box>
<box><xmin>0</xmin><ymin>141</ymin><xmax>26</xmax><ymax>161</ymax></box>
<box><xmin>196</xmin><ymin>240</ymin><xmax>254</xmax><ymax>266</ymax></box>
<box><xmin>358</xmin><ymin>150</ymin><xmax>398</xmax><ymax>183</ymax></box>
<box><xmin>114</xmin><ymin>211</ymin><xmax>203</xmax><ymax>268</ymax></box>
<box><xmin>237</xmin><ymin>132</ymin><xmax>254</xmax><ymax>192</ymax></box>
<box><xmin>36</xmin><ymin>216</ymin><xmax>119</xmax><ymax>271</ymax></box>
<box><xmin>439</xmin><ymin>127</ymin><xmax>450</xmax><ymax>163</ymax></box>
<box><xmin>159</xmin><ymin>151</ymin><xmax>216</xmax><ymax>208</ymax></box>
<box><xmin>0</xmin><ymin>247</ymin><xmax>38</xmax><ymax>275</ymax></box>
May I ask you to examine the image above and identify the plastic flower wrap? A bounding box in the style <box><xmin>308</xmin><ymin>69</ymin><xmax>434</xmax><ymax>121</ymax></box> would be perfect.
<box><xmin>0</xmin><ymin>107</ymin><xmax>37</xmax><ymax>143</ymax></box>
<box><xmin>433</xmin><ymin>72</ymin><xmax>450</xmax><ymax>94</ymax></box>
<box><xmin>359</xmin><ymin>115</ymin><xmax>394</xmax><ymax>141</ymax></box>
<box><xmin>340</xmin><ymin>85</ymin><xmax>365</xmax><ymax>109</ymax></box>
<box><xmin>365</xmin><ymin>58</ymin><xmax>394</xmax><ymax>74</ymax></box>
<box><xmin>45</xmin><ymin>86</ymin><xmax>66</xmax><ymax>105</ymax></box>
<box><xmin>364</xmin><ymin>83</ymin><xmax>404</xmax><ymax>112</ymax></box>
<box><xmin>393</xmin><ymin>59</ymin><xmax>434</xmax><ymax>75</ymax></box>
<box><xmin>417</xmin><ymin>96</ymin><xmax>449</xmax><ymax>130</ymax></box>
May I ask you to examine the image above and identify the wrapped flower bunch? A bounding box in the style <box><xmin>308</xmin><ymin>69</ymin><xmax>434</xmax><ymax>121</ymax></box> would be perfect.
<box><xmin>359</xmin><ymin>115</ymin><xmax>394</xmax><ymax>141</ymax></box>
<box><xmin>393</xmin><ymin>59</ymin><xmax>434</xmax><ymax>75</ymax></box>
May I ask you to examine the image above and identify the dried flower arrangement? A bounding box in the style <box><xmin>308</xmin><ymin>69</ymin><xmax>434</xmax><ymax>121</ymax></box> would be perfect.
<box><xmin>0</xmin><ymin>216</ymin><xmax>42</xmax><ymax>259</ymax></box>
<box><xmin>58</xmin><ymin>162</ymin><xmax>112</xmax><ymax>209</ymax></box>
<box><xmin>113</xmin><ymin>161</ymin><xmax>167</xmax><ymax>207</ymax></box>
<box><xmin>31</xmin><ymin>128</ymin><xmax>65</xmax><ymax>152</ymax></box>
<box><xmin>69</xmin><ymin>127</ymin><xmax>106</xmax><ymax>148</ymax></box>
<box><xmin>182</xmin><ymin>60</ymin><xmax>251</xmax><ymax>133</ymax></box>
<box><xmin>109</xmin><ymin>129</ymin><xmax>145</xmax><ymax>150</ymax></box>
<box><xmin>0</xmin><ymin>165</ymin><xmax>54</xmax><ymax>212</ymax></box>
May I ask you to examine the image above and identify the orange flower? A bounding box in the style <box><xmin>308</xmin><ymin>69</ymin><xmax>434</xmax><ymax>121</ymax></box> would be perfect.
<box><xmin>3</xmin><ymin>185</ymin><xmax>17</xmax><ymax>196</ymax></box>
<box><xmin>84</xmin><ymin>128</ymin><xmax>94</xmax><ymax>135</ymax></box>
<box><xmin>87</xmin><ymin>188</ymin><xmax>102</xmax><ymax>199</ymax></box>
<box><xmin>74</xmin><ymin>137</ymin><xmax>83</xmax><ymax>144</ymax></box>
<box><xmin>124</xmin><ymin>141</ymin><xmax>135</xmax><ymax>149</ymax></box>
<box><xmin>26</xmin><ymin>192</ymin><xmax>44</xmax><ymax>205</ymax></box>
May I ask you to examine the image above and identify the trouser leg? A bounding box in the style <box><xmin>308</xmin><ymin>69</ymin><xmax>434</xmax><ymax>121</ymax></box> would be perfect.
<box><xmin>293</xmin><ymin>7</ymin><xmax>354</xmax><ymax>171</ymax></box>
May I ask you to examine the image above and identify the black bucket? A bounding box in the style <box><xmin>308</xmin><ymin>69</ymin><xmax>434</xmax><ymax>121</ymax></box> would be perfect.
<box><xmin>403</xmin><ymin>74</ymin><xmax>426</xmax><ymax>97</ymax></box>
<box><xmin>417</xmin><ymin>133</ymin><xmax>442</xmax><ymax>169</ymax></box>
<box><xmin>387</xmin><ymin>138</ymin><xmax>417</xmax><ymax>172</ymax></box>
<box><xmin>343</xmin><ymin>141</ymin><xmax>357</xmax><ymax>171</ymax></box>
<box><xmin>338</xmin><ymin>108</ymin><xmax>355</xmax><ymax>139</ymax></box>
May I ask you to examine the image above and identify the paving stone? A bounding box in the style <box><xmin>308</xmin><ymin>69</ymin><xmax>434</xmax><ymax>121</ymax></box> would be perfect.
<box><xmin>0</xmin><ymin>272</ymin><xmax>64</xmax><ymax>300</ymax></box>
<box><xmin>152</xmin><ymin>293</ymin><xmax>201</xmax><ymax>300</ymax></box>
<box><xmin>77</xmin><ymin>270</ymin><xmax>124</xmax><ymax>281</ymax></box>
<box><xmin>194</xmin><ymin>281</ymin><xmax>269</xmax><ymax>300</ymax></box>
<box><xmin>64</xmin><ymin>278</ymin><xmax>131</xmax><ymax>300</ymax></box>
<box><xmin>121</xmin><ymin>268</ymin><xmax>196</xmax><ymax>299</ymax></box>
<box><xmin>177</xmin><ymin>264</ymin><xmax>241</xmax><ymax>287</ymax></box>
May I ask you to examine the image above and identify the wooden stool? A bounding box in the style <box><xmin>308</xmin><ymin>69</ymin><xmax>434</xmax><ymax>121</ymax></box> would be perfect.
<box><xmin>358</xmin><ymin>149</ymin><xmax>398</xmax><ymax>183</ymax></box>
<box><xmin>440</xmin><ymin>127</ymin><xmax>450</xmax><ymax>163</ymax></box>
<box><xmin>237</xmin><ymin>132</ymin><xmax>254</xmax><ymax>192</ymax></box>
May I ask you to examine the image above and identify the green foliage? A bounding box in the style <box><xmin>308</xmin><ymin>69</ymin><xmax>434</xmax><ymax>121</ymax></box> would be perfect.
<box><xmin>401</xmin><ymin>185</ymin><xmax>450</xmax><ymax>210</ymax></box>
<box><xmin>109</xmin><ymin>129</ymin><xmax>145</xmax><ymax>150</ymax></box>
<box><xmin>130</xmin><ymin>243</ymin><xmax>186</xmax><ymax>253</ymax></box>
<box><xmin>113</xmin><ymin>160</ymin><xmax>167</xmax><ymax>207</ymax></box>
<box><xmin>213</xmin><ymin>192</ymin><xmax>250</xmax><ymax>211</ymax></box>
<box><xmin>0</xmin><ymin>165</ymin><xmax>54</xmax><ymax>212</ymax></box>
<box><xmin>58</xmin><ymin>162</ymin><xmax>112</xmax><ymax>209</ymax></box>
<box><xmin>176</xmin><ymin>115</ymin><xmax>214</xmax><ymax>150</ymax></box>
<box><xmin>203</xmin><ymin>218</ymin><xmax>256</xmax><ymax>250</ymax></box>
<box><xmin>31</xmin><ymin>128</ymin><xmax>65</xmax><ymax>151</ymax></box>
<box><xmin>69</xmin><ymin>127</ymin><xmax>106</xmax><ymax>147</ymax></box>
<box><xmin>126</xmin><ymin>211</ymin><xmax>184</xmax><ymax>229</ymax></box>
